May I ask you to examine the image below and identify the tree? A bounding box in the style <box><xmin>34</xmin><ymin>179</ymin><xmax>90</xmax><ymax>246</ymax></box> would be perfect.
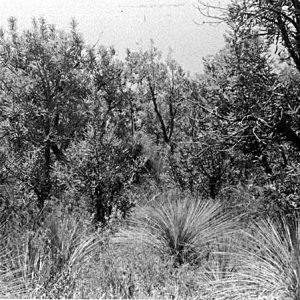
<box><xmin>197</xmin><ymin>1</ymin><xmax>300</xmax><ymax>154</ymax></box>
<box><xmin>125</xmin><ymin>44</ymin><xmax>190</xmax><ymax>152</ymax></box>
<box><xmin>59</xmin><ymin>129</ymin><xmax>140</xmax><ymax>225</ymax></box>
<box><xmin>54</xmin><ymin>45</ymin><xmax>145</xmax><ymax>225</ymax></box>
<box><xmin>0</xmin><ymin>18</ymin><xmax>90</xmax><ymax>210</ymax></box>
<box><xmin>198</xmin><ymin>0</ymin><xmax>300</xmax><ymax>72</ymax></box>
<box><xmin>196</xmin><ymin>1</ymin><xmax>300</xmax><ymax>216</ymax></box>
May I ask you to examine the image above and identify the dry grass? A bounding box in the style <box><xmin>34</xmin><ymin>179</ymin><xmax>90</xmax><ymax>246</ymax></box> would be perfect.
<box><xmin>0</xmin><ymin>235</ymin><xmax>28</xmax><ymax>298</ymax></box>
<box><xmin>202</xmin><ymin>216</ymin><xmax>300</xmax><ymax>300</ymax></box>
<box><xmin>74</xmin><ymin>238</ymin><xmax>210</xmax><ymax>299</ymax></box>
<box><xmin>0</xmin><ymin>212</ymin><xmax>101</xmax><ymax>298</ymax></box>
<box><xmin>117</xmin><ymin>189</ymin><xmax>237</xmax><ymax>267</ymax></box>
<box><xmin>2</xmin><ymin>190</ymin><xmax>300</xmax><ymax>299</ymax></box>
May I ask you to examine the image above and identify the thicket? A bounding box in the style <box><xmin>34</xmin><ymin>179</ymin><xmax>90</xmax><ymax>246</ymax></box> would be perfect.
<box><xmin>1</xmin><ymin>0</ymin><xmax>300</xmax><ymax>298</ymax></box>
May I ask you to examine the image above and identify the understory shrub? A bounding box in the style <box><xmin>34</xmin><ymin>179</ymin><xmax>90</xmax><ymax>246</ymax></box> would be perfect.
<box><xmin>117</xmin><ymin>189</ymin><xmax>237</xmax><ymax>267</ymax></box>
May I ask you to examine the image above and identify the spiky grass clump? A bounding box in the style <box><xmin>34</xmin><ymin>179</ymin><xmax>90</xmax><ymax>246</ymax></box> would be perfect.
<box><xmin>203</xmin><ymin>216</ymin><xmax>300</xmax><ymax>300</ymax></box>
<box><xmin>0</xmin><ymin>212</ymin><xmax>101</xmax><ymax>298</ymax></box>
<box><xmin>118</xmin><ymin>189</ymin><xmax>236</xmax><ymax>266</ymax></box>
<box><xmin>0</xmin><ymin>233</ymin><xmax>28</xmax><ymax>298</ymax></box>
<box><xmin>28</xmin><ymin>213</ymin><xmax>101</xmax><ymax>298</ymax></box>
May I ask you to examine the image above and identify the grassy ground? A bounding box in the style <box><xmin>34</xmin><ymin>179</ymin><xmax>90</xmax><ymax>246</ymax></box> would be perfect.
<box><xmin>1</xmin><ymin>189</ymin><xmax>300</xmax><ymax>299</ymax></box>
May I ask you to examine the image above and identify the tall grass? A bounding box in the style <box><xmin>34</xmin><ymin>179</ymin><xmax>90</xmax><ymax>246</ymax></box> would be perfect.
<box><xmin>0</xmin><ymin>211</ymin><xmax>101</xmax><ymax>298</ymax></box>
<box><xmin>0</xmin><ymin>230</ymin><xmax>28</xmax><ymax>298</ymax></box>
<box><xmin>203</xmin><ymin>216</ymin><xmax>300</xmax><ymax>300</ymax></box>
<box><xmin>3</xmin><ymin>189</ymin><xmax>300</xmax><ymax>299</ymax></box>
<box><xmin>118</xmin><ymin>189</ymin><xmax>237</xmax><ymax>267</ymax></box>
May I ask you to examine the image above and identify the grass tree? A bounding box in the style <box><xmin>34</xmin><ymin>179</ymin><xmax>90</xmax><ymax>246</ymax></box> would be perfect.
<box><xmin>118</xmin><ymin>189</ymin><xmax>237</xmax><ymax>267</ymax></box>
<box><xmin>203</xmin><ymin>215</ymin><xmax>300</xmax><ymax>300</ymax></box>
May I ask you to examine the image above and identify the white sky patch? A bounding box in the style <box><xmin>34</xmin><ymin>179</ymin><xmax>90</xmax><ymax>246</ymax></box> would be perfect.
<box><xmin>0</xmin><ymin>0</ymin><xmax>227</xmax><ymax>74</ymax></box>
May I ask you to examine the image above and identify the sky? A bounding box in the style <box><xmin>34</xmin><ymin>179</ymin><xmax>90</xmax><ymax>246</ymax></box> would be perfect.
<box><xmin>0</xmin><ymin>0</ymin><xmax>228</xmax><ymax>74</ymax></box>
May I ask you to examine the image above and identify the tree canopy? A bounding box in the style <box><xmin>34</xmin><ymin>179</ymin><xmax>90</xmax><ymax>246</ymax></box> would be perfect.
<box><xmin>1</xmin><ymin>7</ymin><xmax>300</xmax><ymax>228</ymax></box>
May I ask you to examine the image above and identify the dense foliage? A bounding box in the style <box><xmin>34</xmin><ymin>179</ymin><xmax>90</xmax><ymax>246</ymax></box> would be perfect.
<box><xmin>1</xmin><ymin>0</ymin><xmax>300</xmax><ymax>297</ymax></box>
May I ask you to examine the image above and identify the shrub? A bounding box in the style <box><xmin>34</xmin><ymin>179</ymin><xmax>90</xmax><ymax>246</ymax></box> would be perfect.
<box><xmin>117</xmin><ymin>189</ymin><xmax>237</xmax><ymax>267</ymax></box>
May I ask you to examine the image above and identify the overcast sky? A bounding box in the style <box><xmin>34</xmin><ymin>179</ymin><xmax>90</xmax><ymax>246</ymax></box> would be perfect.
<box><xmin>0</xmin><ymin>0</ymin><xmax>228</xmax><ymax>74</ymax></box>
